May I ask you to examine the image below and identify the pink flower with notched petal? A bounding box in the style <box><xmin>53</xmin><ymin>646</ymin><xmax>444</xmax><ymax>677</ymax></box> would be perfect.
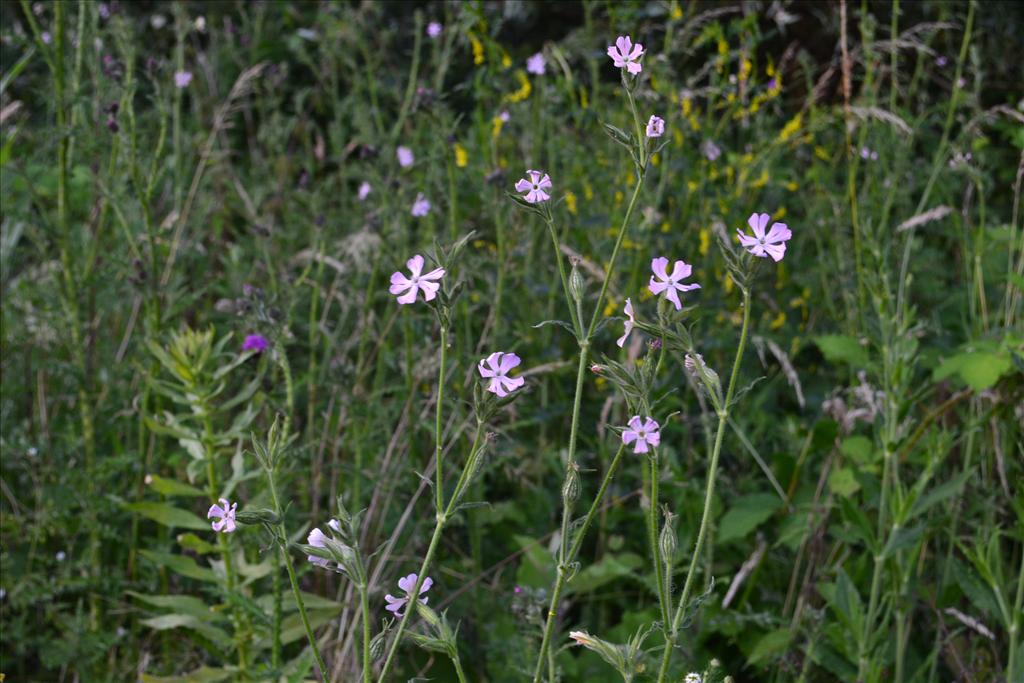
<box><xmin>411</xmin><ymin>193</ymin><xmax>431</xmax><ymax>217</ymax></box>
<box><xmin>617</xmin><ymin>298</ymin><xmax>635</xmax><ymax>348</ymax></box>
<box><xmin>648</xmin><ymin>257</ymin><xmax>701</xmax><ymax>310</ymax></box>
<box><xmin>357</xmin><ymin>182</ymin><xmax>372</xmax><ymax>201</ymax></box>
<box><xmin>384</xmin><ymin>573</ymin><xmax>433</xmax><ymax>617</ymax></box>
<box><xmin>396</xmin><ymin>146</ymin><xmax>414</xmax><ymax>168</ymax></box>
<box><xmin>207</xmin><ymin>498</ymin><xmax>237</xmax><ymax>533</ymax></box>
<box><xmin>478</xmin><ymin>352</ymin><xmax>525</xmax><ymax>397</ymax></box>
<box><xmin>514</xmin><ymin>170</ymin><xmax>552</xmax><ymax>204</ymax></box>
<box><xmin>426</xmin><ymin>22</ymin><xmax>442</xmax><ymax>38</ymax></box>
<box><xmin>526</xmin><ymin>52</ymin><xmax>546</xmax><ymax>75</ymax></box>
<box><xmin>622</xmin><ymin>416</ymin><xmax>660</xmax><ymax>454</ymax></box>
<box><xmin>607</xmin><ymin>35</ymin><xmax>644</xmax><ymax>74</ymax></box>
<box><xmin>736</xmin><ymin>212</ymin><xmax>792</xmax><ymax>262</ymax></box>
<box><xmin>389</xmin><ymin>255</ymin><xmax>445</xmax><ymax>305</ymax></box>
<box><xmin>174</xmin><ymin>70</ymin><xmax>193</xmax><ymax>88</ymax></box>
<box><xmin>646</xmin><ymin>115</ymin><xmax>665</xmax><ymax>138</ymax></box>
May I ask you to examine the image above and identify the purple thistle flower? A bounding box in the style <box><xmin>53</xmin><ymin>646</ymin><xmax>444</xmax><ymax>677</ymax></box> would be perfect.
<box><xmin>514</xmin><ymin>170</ymin><xmax>552</xmax><ymax>204</ymax></box>
<box><xmin>646</xmin><ymin>115</ymin><xmax>665</xmax><ymax>138</ymax></box>
<box><xmin>389</xmin><ymin>255</ymin><xmax>445</xmax><ymax>305</ymax></box>
<box><xmin>427</xmin><ymin>22</ymin><xmax>442</xmax><ymax>38</ymax></box>
<box><xmin>526</xmin><ymin>52</ymin><xmax>546</xmax><ymax>76</ymax></box>
<box><xmin>478</xmin><ymin>352</ymin><xmax>526</xmax><ymax>397</ymax></box>
<box><xmin>622</xmin><ymin>416</ymin><xmax>660</xmax><ymax>454</ymax></box>
<box><xmin>607</xmin><ymin>35</ymin><xmax>644</xmax><ymax>74</ymax></box>
<box><xmin>385</xmin><ymin>573</ymin><xmax>433</xmax><ymax>617</ymax></box>
<box><xmin>648</xmin><ymin>257</ymin><xmax>700</xmax><ymax>310</ymax></box>
<box><xmin>243</xmin><ymin>334</ymin><xmax>269</xmax><ymax>353</ymax></box>
<box><xmin>736</xmin><ymin>212</ymin><xmax>792</xmax><ymax>262</ymax></box>
<box><xmin>207</xmin><ymin>498</ymin><xmax>237</xmax><ymax>533</ymax></box>
<box><xmin>396</xmin><ymin>146</ymin><xmax>415</xmax><ymax>168</ymax></box>
<box><xmin>411</xmin><ymin>193</ymin><xmax>431</xmax><ymax>217</ymax></box>
<box><xmin>174</xmin><ymin>70</ymin><xmax>193</xmax><ymax>89</ymax></box>
<box><xmin>357</xmin><ymin>181</ymin><xmax>372</xmax><ymax>201</ymax></box>
<box><xmin>617</xmin><ymin>298</ymin><xmax>635</xmax><ymax>348</ymax></box>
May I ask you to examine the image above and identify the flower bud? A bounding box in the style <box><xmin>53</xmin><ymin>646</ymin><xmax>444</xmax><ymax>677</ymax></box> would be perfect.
<box><xmin>569</xmin><ymin>261</ymin><xmax>585</xmax><ymax>302</ymax></box>
<box><xmin>659</xmin><ymin>509</ymin><xmax>677</xmax><ymax>561</ymax></box>
<box><xmin>235</xmin><ymin>509</ymin><xmax>280</xmax><ymax>525</ymax></box>
<box><xmin>562</xmin><ymin>463</ymin><xmax>581</xmax><ymax>504</ymax></box>
<box><xmin>684</xmin><ymin>353</ymin><xmax>723</xmax><ymax>408</ymax></box>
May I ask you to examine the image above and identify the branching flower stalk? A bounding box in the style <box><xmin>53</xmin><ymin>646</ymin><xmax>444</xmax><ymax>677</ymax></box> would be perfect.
<box><xmin>655</xmin><ymin>284</ymin><xmax>752</xmax><ymax>683</ymax></box>
<box><xmin>529</xmin><ymin>60</ymin><xmax>654</xmax><ymax>683</ymax></box>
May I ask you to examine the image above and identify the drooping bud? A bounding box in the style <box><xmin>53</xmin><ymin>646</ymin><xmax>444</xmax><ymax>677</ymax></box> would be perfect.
<box><xmin>235</xmin><ymin>509</ymin><xmax>281</xmax><ymax>526</ymax></box>
<box><xmin>684</xmin><ymin>353</ymin><xmax>723</xmax><ymax>409</ymax></box>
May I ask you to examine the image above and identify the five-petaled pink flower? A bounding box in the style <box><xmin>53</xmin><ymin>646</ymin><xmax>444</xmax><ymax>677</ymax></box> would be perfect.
<box><xmin>737</xmin><ymin>213</ymin><xmax>792</xmax><ymax>262</ymax></box>
<box><xmin>207</xmin><ymin>498</ymin><xmax>237</xmax><ymax>533</ymax></box>
<box><xmin>646</xmin><ymin>115</ymin><xmax>665</xmax><ymax>138</ymax></box>
<box><xmin>385</xmin><ymin>573</ymin><xmax>433</xmax><ymax>617</ymax></box>
<box><xmin>397</xmin><ymin>146</ymin><xmax>414</xmax><ymax>168</ymax></box>
<box><xmin>617</xmin><ymin>297</ymin><xmax>635</xmax><ymax>348</ymax></box>
<box><xmin>648</xmin><ymin>257</ymin><xmax>701</xmax><ymax>310</ymax></box>
<box><xmin>622</xmin><ymin>416</ymin><xmax>660</xmax><ymax>454</ymax></box>
<box><xmin>411</xmin><ymin>193</ymin><xmax>431</xmax><ymax>217</ymax></box>
<box><xmin>527</xmin><ymin>52</ymin><xmax>546</xmax><ymax>75</ymax></box>
<box><xmin>174</xmin><ymin>70</ymin><xmax>193</xmax><ymax>88</ymax></box>
<box><xmin>515</xmin><ymin>170</ymin><xmax>552</xmax><ymax>204</ymax></box>
<box><xmin>357</xmin><ymin>181</ymin><xmax>372</xmax><ymax>201</ymax></box>
<box><xmin>390</xmin><ymin>255</ymin><xmax>445</xmax><ymax>305</ymax></box>
<box><xmin>478</xmin><ymin>352</ymin><xmax>525</xmax><ymax>397</ymax></box>
<box><xmin>607</xmin><ymin>35</ymin><xmax>644</xmax><ymax>74</ymax></box>
<box><xmin>427</xmin><ymin>22</ymin><xmax>442</xmax><ymax>38</ymax></box>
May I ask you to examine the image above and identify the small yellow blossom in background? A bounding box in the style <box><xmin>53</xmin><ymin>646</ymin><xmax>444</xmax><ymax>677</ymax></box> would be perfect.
<box><xmin>622</xmin><ymin>237</ymin><xmax>638</xmax><ymax>250</ymax></box>
<box><xmin>470</xmin><ymin>35</ymin><xmax>485</xmax><ymax>65</ymax></box>
<box><xmin>709</xmin><ymin>167</ymin><xmax>719</xmax><ymax>181</ymax></box>
<box><xmin>724</xmin><ymin>271</ymin><xmax>734</xmax><ymax>294</ymax></box>
<box><xmin>687</xmin><ymin>180</ymin><xmax>698</xmax><ymax>192</ymax></box>
<box><xmin>699</xmin><ymin>227</ymin><xmax>711</xmax><ymax>255</ymax></box>
<box><xmin>596</xmin><ymin>376</ymin><xmax>608</xmax><ymax>390</ymax></box>
<box><xmin>492</xmin><ymin>116</ymin><xmax>505</xmax><ymax>139</ymax></box>
<box><xmin>766</xmin><ymin>62</ymin><xmax>776</xmax><ymax>77</ymax></box>
<box><xmin>579</xmin><ymin>86</ymin><xmax>589</xmax><ymax>109</ymax></box>
<box><xmin>604</xmin><ymin>298</ymin><xmax>618</xmax><ymax>317</ymax></box>
<box><xmin>639</xmin><ymin>287</ymin><xmax>655</xmax><ymax>301</ymax></box>
<box><xmin>499</xmin><ymin>156</ymin><xmax>508</xmax><ymax>168</ymax></box>
<box><xmin>770</xmin><ymin>310</ymin><xmax>786</xmax><ymax>330</ymax></box>
<box><xmin>682</xmin><ymin>97</ymin><xmax>694</xmax><ymax>116</ymax></box>
<box><xmin>786</xmin><ymin>181</ymin><xmax>799</xmax><ymax>191</ymax></box>
<box><xmin>565</xmin><ymin>191</ymin><xmax>578</xmax><ymax>215</ymax></box>
<box><xmin>779</xmin><ymin>113</ymin><xmax>803</xmax><ymax>143</ymax></box>
<box><xmin>717</xmin><ymin>38</ymin><xmax>729</xmax><ymax>57</ymax></box>
<box><xmin>673</xmin><ymin>129</ymin><xmax>684</xmax><ymax>148</ymax></box>
<box><xmin>774</xmin><ymin>207</ymin><xmax>787</xmax><ymax>220</ymax></box>
<box><xmin>503</xmin><ymin>71</ymin><xmax>532</xmax><ymax>104</ymax></box>
<box><xmin>454</xmin><ymin>143</ymin><xmax>468</xmax><ymax>168</ymax></box>
<box><xmin>584</xmin><ymin>183</ymin><xmax>594</xmax><ymax>201</ymax></box>
<box><xmin>501</xmin><ymin>52</ymin><xmax>511</xmax><ymax>69</ymax></box>
<box><xmin>814</xmin><ymin>145</ymin><xmax>831</xmax><ymax>161</ymax></box>
<box><xmin>470</xmin><ymin>292</ymin><xmax>482</xmax><ymax>303</ymax></box>
<box><xmin>740</xmin><ymin>58</ymin><xmax>753</xmax><ymax>82</ymax></box>
<box><xmin>615</xmin><ymin>190</ymin><xmax>624</xmax><ymax>204</ymax></box>
<box><xmin>671</xmin><ymin>3</ymin><xmax>683</xmax><ymax>20</ymax></box>
<box><xmin>651</xmin><ymin>153</ymin><xmax>660</xmax><ymax>166</ymax></box>
<box><xmin>661</xmin><ymin>221</ymin><xmax>671</xmax><ymax>234</ymax></box>
<box><xmin>752</xmin><ymin>169</ymin><xmax>769</xmax><ymax>189</ymax></box>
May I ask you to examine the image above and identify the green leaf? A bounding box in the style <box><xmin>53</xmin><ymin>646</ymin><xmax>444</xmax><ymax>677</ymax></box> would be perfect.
<box><xmin>909</xmin><ymin>469</ymin><xmax>973</xmax><ymax>520</ymax></box>
<box><xmin>814</xmin><ymin>335</ymin><xmax>869</xmax><ymax>367</ymax></box>
<box><xmin>828</xmin><ymin>467</ymin><xmax>861</xmax><ymax>497</ymax></box>
<box><xmin>566</xmin><ymin>553</ymin><xmax>643</xmax><ymax>595</ymax></box>
<box><xmin>141</xmin><ymin>667</ymin><xmax>232</xmax><ymax>683</ymax></box>
<box><xmin>746</xmin><ymin>627</ymin><xmax>792</xmax><ymax>665</ymax></box>
<box><xmin>933</xmin><ymin>351</ymin><xmax>1012</xmax><ymax>390</ymax></box>
<box><xmin>127</xmin><ymin>592</ymin><xmax>218</xmax><ymax>621</ymax></box>
<box><xmin>139</xmin><ymin>614</ymin><xmax>231</xmax><ymax>647</ymax></box>
<box><xmin>839</xmin><ymin>436</ymin><xmax>873</xmax><ymax>463</ymax></box>
<box><xmin>146</xmin><ymin>474</ymin><xmax>205</xmax><ymax>497</ymax></box>
<box><xmin>951</xmin><ymin>557</ymin><xmax>1000</xmax><ymax>618</ymax></box>
<box><xmin>140</xmin><ymin>550</ymin><xmax>217</xmax><ymax>583</ymax></box>
<box><xmin>177</xmin><ymin>532</ymin><xmax>219</xmax><ymax>555</ymax></box>
<box><xmin>124</xmin><ymin>502</ymin><xmax>210</xmax><ymax>530</ymax></box>
<box><xmin>880</xmin><ymin>525</ymin><xmax>924</xmax><ymax>558</ymax></box>
<box><xmin>717</xmin><ymin>493</ymin><xmax>782</xmax><ymax>544</ymax></box>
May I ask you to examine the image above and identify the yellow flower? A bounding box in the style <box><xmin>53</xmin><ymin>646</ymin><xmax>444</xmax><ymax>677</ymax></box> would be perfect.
<box><xmin>785</xmin><ymin>181</ymin><xmax>799</xmax><ymax>191</ymax></box>
<box><xmin>579</xmin><ymin>86</ymin><xmax>589</xmax><ymax>109</ymax></box>
<box><xmin>501</xmin><ymin>52</ymin><xmax>511</xmax><ymax>69</ymax></box>
<box><xmin>584</xmin><ymin>183</ymin><xmax>594</xmax><ymax>200</ymax></box>
<box><xmin>698</xmin><ymin>227</ymin><xmax>710</xmax><ymax>256</ymax></box>
<box><xmin>687</xmin><ymin>180</ymin><xmax>698</xmax><ymax>193</ymax></box>
<box><xmin>740</xmin><ymin>58</ymin><xmax>752</xmax><ymax>81</ymax></box>
<box><xmin>565</xmin><ymin>191</ymin><xmax>578</xmax><ymax>215</ymax></box>
<box><xmin>615</xmin><ymin>190</ymin><xmax>624</xmax><ymax>205</ymax></box>
<box><xmin>603</xmin><ymin>299</ymin><xmax>618</xmax><ymax>317</ymax></box>
<box><xmin>752</xmin><ymin>169</ymin><xmax>769</xmax><ymax>189</ymax></box>
<box><xmin>671</xmin><ymin>3</ymin><xmax>683</xmax><ymax>20</ymax></box>
<box><xmin>770</xmin><ymin>310</ymin><xmax>786</xmax><ymax>330</ymax></box>
<box><xmin>660</xmin><ymin>221</ymin><xmax>670</xmax><ymax>234</ymax></box>
<box><xmin>774</xmin><ymin>207</ymin><xmax>787</xmax><ymax>220</ymax></box>
<box><xmin>814</xmin><ymin>145</ymin><xmax>830</xmax><ymax>161</ymax></box>
<box><xmin>779</xmin><ymin>113</ymin><xmax>802</xmax><ymax>143</ymax></box>
<box><xmin>503</xmin><ymin>70</ymin><xmax>532</xmax><ymax>104</ymax></box>
<box><xmin>724</xmin><ymin>271</ymin><xmax>734</xmax><ymax>294</ymax></box>
<box><xmin>491</xmin><ymin>116</ymin><xmax>505</xmax><ymax>139</ymax></box>
<box><xmin>717</xmin><ymin>38</ymin><xmax>728</xmax><ymax>57</ymax></box>
<box><xmin>454</xmin><ymin>143</ymin><xmax>468</xmax><ymax>168</ymax></box>
<box><xmin>470</xmin><ymin>36</ymin><xmax>485</xmax><ymax>65</ymax></box>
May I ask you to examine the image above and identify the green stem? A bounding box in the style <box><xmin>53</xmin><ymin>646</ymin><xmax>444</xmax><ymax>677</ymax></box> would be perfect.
<box><xmin>656</xmin><ymin>286</ymin><xmax>752</xmax><ymax>682</ymax></box>
<box><xmin>361</xmin><ymin>586</ymin><xmax>372</xmax><ymax>683</ymax></box>
<box><xmin>648</xmin><ymin>453</ymin><xmax>670</xmax><ymax>626</ymax></box>
<box><xmin>452</xmin><ymin>653</ymin><xmax>470</xmax><ymax>683</ymax></box>
<box><xmin>435</xmin><ymin>326</ymin><xmax>448</xmax><ymax>514</ymax></box>
<box><xmin>268</xmin><ymin>469</ymin><xmax>328</xmax><ymax>680</ymax></box>
<box><xmin>545</xmin><ymin>217</ymin><xmax>582</xmax><ymax>335</ymax></box>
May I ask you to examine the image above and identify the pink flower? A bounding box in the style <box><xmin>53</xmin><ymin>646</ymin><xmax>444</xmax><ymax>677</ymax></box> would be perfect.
<box><xmin>607</xmin><ymin>35</ymin><xmax>644</xmax><ymax>74</ymax></box>
<box><xmin>646</xmin><ymin>115</ymin><xmax>665</xmax><ymax>138</ymax></box>
<box><xmin>514</xmin><ymin>170</ymin><xmax>552</xmax><ymax>204</ymax></box>
<box><xmin>737</xmin><ymin>213</ymin><xmax>792</xmax><ymax>262</ymax></box>
<box><xmin>207</xmin><ymin>498</ymin><xmax>237</xmax><ymax>533</ymax></box>
<box><xmin>174</xmin><ymin>70</ymin><xmax>193</xmax><ymax>88</ymax></box>
<box><xmin>648</xmin><ymin>257</ymin><xmax>700</xmax><ymax>310</ymax></box>
<box><xmin>397</xmin><ymin>146</ymin><xmax>414</xmax><ymax>168</ymax></box>
<box><xmin>385</xmin><ymin>573</ymin><xmax>432</xmax><ymax>617</ymax></box>
<box><xmin>427</xmin><ymin>22</ymin><xmax>442</xmax><ymax>38</ymax></box>
<box><xmin>306</xmin><ymin>527</ymin><xmax>332</xmax><ymax>568</ymax></box>
<box><xmin>411</xmin><ymin>193</ymin><xmax>431</xmax><ymax>217</ymax></box>
<box><xmin>389</xmin><ymin>255</ymin><xmax>445</xmax><ymax>305</ymax></box>
<box><xmin>478</xmin><ymin>352</ymin><xmax>525</xmax><ymax>397</ymax></box>
<box><xmin>357</xmin><ymin>182</ymin><xmax>372</xmax><ymax>201</ymax></box>
<box><xmin>499</xmin><ymin>110</ymin><xmax>510</xmax><ymax>123</ymax></box>
<box><xmin>622</xmin><ymin>416</ymin><xmax>660</xmax><ymax>454</ymax></box>
<box><xmin>617</xmin><ymin>298</ymin><xmax>635</xmax><ymax>348</ymax></box>
<box><xmin>526</xmin><ymin>52</ymin><xmax>546</xmax><ymax>75</ymax></box>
